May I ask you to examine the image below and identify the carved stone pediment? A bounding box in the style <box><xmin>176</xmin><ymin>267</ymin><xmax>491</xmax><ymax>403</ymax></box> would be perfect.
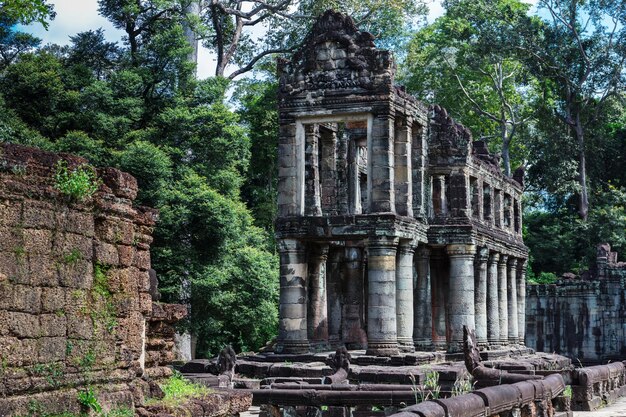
<box><xmin>278</xmin><ymin>10</ymin><xmax>394</xmax><ymax>96</ymax></box>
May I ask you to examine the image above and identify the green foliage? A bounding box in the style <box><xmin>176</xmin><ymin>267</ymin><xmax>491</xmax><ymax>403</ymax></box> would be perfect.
<box><xmin>91</xmin><ymin>263</ymin><xmax>117</xmax><ymax>332</ymax></box>
<box><xmin>61</xmin><ymin>249</ymin><xmax>83</xmax><ymax>266</ymax></box>
<box><xmin>32</xmin><ymin>362</ymin><xmax>64</xmax><ymax>388</ymax></box>
<box><xmin>423</xmin><ymin>369</ymin><xmax>440</xmax><ymax>399</ymax></box>
<box><xmin>53</xmin><ymin>161</ymin><xmax>101</xmax><ymax>201</ymax></box>
<box><xmin>115</xmin><ymin>140</ymin><xmax>172</xmax><ymax>206</ymax></box>
<box><xmin>0</xmin><ymin>0</ymin><xmax>55</xmax><ymax>28</ymax></box>
<box><xmin>235</xmin><ymin>79</ymin><xmax>279</xmax><ymax>235</ymax></box>
<box><xmin>146</xmin><ymin>372</ymin><xmax>210</xmax><ymax>407</ymax></box>
<box><xmin>525</xmin><ymin>184</ymin><xmax>626</xmax><ymax>275</ymax></box>
<box><xmin>452</xmin><ymin>375</ymin><xmax>474</xmax><ymax>396</ymax></box>
<box><xmin>54</xmin><ymin>131</ymin><xmax>108</xmax><ymax>166</ymax></box>
<box><xmin>528</xmin><ymin>272</ymin><xmax>557</xmax><ymax>285</ymax></box>
<box><xmin>77</xmin><ymin>387</ymin><xmax>102</xmax><ymax>413</ymax></box>
<box><xmin>563</xmin><ymin>385</ymin><xmax>572</xmax><ymax>399</ymax></box>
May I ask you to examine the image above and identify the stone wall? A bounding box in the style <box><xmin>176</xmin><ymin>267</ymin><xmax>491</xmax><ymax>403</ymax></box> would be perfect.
<box><xmin>0</xmin><ymin>143</ymin><xmax>183</xmax><ymax>414</ymax></box>
<box><xmin>526</xmin><ymin>244</ymin><xmax>626</xmax><ymax>364</ymax></box>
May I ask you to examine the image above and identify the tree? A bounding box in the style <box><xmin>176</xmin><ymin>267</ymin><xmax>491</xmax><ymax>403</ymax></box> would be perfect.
<box><xmin>402</xmin><ymin>0</ymin><xmax>537</xmax><ymax>176</ymax></box>
<box><xmin>0</xmin><ymin>0</ymin><xmax>55</xmax><ymax>28</ymax></box>
<box><xmin>0</xmin><ymin>15</ymin><xmax>41</xmax><ymax>69</ymax></box>
<box><xmin>66</xmin><ymin>29</ymin><xmax>121</xmax><ymax>80</ymax></box>
<box><xmin>521</xmin><ymin>0</ymin><xmax>626</xmax><ymax>220</ymax></box>
<box><xmin>195</xmin><ymin>0</ymin><xmax>427</xmax><ymax>79</ymax></box>
<box><xmin>97</xmin><ymin>0</ymin><xmax>180</xmax><ymax>62</ymax></box>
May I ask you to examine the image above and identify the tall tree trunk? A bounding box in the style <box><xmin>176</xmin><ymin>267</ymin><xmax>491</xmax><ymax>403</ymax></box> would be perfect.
<box><xmin>501</xmin><ymin>122</ymin><xmax>511</xmax><ymax>177</ymax></box>
<box><xmin>574</xmin><ymin>121</ymin><xmax>589</xmax><ymax>220</ymax></box>
<box><xmin>183</xmin><ymin>0</ymin><xmax>200</xmax><ymax>72</ymax></box>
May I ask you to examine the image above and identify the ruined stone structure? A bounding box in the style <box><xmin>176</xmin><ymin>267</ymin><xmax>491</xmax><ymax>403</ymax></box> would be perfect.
<box><xmin>0</xmin><ymin>144</ymin><xmax>186</xmax><ymax>414</ymax></box>
<box><xmin>526</xmin><ymin>243</ymin><xmax>626</xmax><ymax>364</ymax></box>
<box><xmin>275</xmin><ymin>11</ymin><xmax>528</xmax><ymax>355</ymax></box>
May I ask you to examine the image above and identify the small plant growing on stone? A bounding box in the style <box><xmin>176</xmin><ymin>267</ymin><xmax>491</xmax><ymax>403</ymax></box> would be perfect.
<box><xmin>424</xmin><ymin>369</ymin><xmax>441</xmax><ymax>400</ymax></box>
<box><xmin>77</xmin><ymin>386</ymin><xmax>102</xmax><ymax>413</ymax></box>
<box><xmin>452</xmin><ymin>375</ymin><xmax>474</xmax><ymax>396</ymax></box>
<box><xmin>62</xmin><ymin>249</ymin><xmax>83</xmax><ymax>266</ymax></box>
<box><xmin>53</xmin><ymin>160</ymin><xmax>101</xmax><ymax>201</ymax></box>
<box><xmin>563</xmin><ymin>385</ymin><xmax>572</xmax><ymax>399</ymax></box>
<box><xmin>32</xmin><ymin>363</ymin><xmax>64</xmax><ymax>388</ymax></box>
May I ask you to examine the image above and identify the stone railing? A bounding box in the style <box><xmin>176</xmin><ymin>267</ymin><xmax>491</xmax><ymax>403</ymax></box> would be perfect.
<box><xmin>571</xmin><ymin>362</ymin><xmax>626</xmax><ymax>411</ymax></box>
<box><xmin>389</xmin><ymin>374</ymin><xmax>570</xmax><ymax>417</ymax></box>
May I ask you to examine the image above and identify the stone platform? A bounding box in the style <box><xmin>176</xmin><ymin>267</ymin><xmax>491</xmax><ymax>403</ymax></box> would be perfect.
<box><xmin>183</xmin><ymin>348</ymin><xmax>570</xmax><ymax>392</ymax></box>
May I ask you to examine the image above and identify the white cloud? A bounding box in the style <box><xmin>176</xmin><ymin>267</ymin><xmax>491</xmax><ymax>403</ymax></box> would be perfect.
<box><xmin>21</xmin><ymin>0</ymin><xmax>124</xmax><ymax>46</ymax></box>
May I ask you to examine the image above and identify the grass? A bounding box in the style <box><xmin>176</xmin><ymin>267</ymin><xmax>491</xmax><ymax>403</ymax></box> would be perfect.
<box><xmin>145</xmin><ymin>372</ymin><xmax>212</xmax><ymax>407</ymax></box>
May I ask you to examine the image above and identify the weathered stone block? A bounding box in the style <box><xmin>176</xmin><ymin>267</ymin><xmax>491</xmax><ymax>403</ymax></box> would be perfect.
<box><xmin>22</xmin><ymin>203</ymin><xmax>55</xmax><ymax>229</ymax></box>
<box><xmin>56</xmin><ymin>209</ymin><xmax>94</xmax><ymax>236</ymax></box>
<box><xmin>0</xmin><ymin>227</ymin><xmax>22</xmax><ymax>253</ymax></box>
<box><xmin>23</xmin><ymin>228</ymin><xmax>52</xmax><ymax>254</ymax></box>
<box><xmin>7</xmin><ymin>284</ymin><xmax>41</xmax><ymax>314</ymax></box>
<box><xmin>118</xmin><ymin>244</ymin><xmax>135</xmax><ymax>267</ymax></box>
<box><xmin>95</xmin><ymin>217</ymin><xmax>135</xmax><ymax>245</ymax></box>
<box><xmin>8</xmin><ymin>312</ymin><xmax>40</xmax><ymax>338</ymax></box>
<box><xmin>39</xmin><ymin>314</ymin><xmax>67</xmax><ymax>337</ymax></box>
<box><xmin>94</xmin><ymin>241</ymin><xmax>119</xmax><ymax>266</ymax></box>
<box><xmin>57</xmin><ymin>259</ymin><xmax>93</xmax><ymax>288</ymax></box>
<box><xmin>132</xmin><ymin>250</ymin><xmax>150</xmax><ymax>270</ymax></box>
<box><xmin>28</xmin><ymin>255</ymin><xmax>58</xmax><ymax>287</ymax></box>
<box><xmin>0</xmin><ymin>200</ymin><xmax>22</xmax><ymax>226</ymax></box>
<box><xmin>37</xmin><ymin>337</ymin><xmax>66</xmax><ymax>362</ymax></box>
<box><xmin>53</xmin><ymin>232</ymin><xmax>93</xmax><ymax>260</ymax></box>
<box><xmin>41</xmin><ymin>287</ymin><xmax>66</xmax><ymax>313</ymax></box>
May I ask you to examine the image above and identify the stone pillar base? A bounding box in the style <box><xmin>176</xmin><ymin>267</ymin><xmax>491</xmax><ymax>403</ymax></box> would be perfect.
<box><xmin>366</xmin><ymin>342</ymin><xmax>400</xmax><ymax>356</ymax></box>
<box><xmin>328</xmin><ymin>336</ymin><xmax>341</xmax><ymax>350</ymax></box>
<box><xmin>432</xmin><ymin>340</ymin><xmax>447</xmax><ymax>351</ymax></box>
<box><xmin>309</xmin><ymin>340</ymin><xmax>330</xmax><ymax>352</ymax></box>
<box><xmin>414</xmin><ymin>339</ymin><xmax>435</xmax><ymax>351</ymax></box>
<box><xmin>276</xmin><ymin>340</ymin><xmax>310</xmax><ymax>354</ymax></box>
<box><xmin>397</xmin><ymin>337</ymin><xmax>415</xmax><ymax>352</ymax></box>
<box><xmin>447</xmin><ymin>341</ymin><xmax>463</xmax><ymax>353</ymax></box>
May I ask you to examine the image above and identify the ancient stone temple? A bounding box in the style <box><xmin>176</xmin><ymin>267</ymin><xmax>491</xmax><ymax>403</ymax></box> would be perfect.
<box><xmin>275</xmin><ymin>11</ymin><xmax>528</xmax><ymax>355</ymax></box>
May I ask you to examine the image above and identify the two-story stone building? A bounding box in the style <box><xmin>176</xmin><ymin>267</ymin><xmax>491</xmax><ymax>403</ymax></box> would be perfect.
<box><xmin>274</xmin><ymin>11</ymin><xmax>528</xmax><ymax>355</ymax></box>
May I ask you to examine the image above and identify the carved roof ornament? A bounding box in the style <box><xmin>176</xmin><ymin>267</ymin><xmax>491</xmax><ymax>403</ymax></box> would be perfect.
<box><xmin>278</xmin><ymin>10</ymin><xmax>394</xmax><ymax>95</ymax></box>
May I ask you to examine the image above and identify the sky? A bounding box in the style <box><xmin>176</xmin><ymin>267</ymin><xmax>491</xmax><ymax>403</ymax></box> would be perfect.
<box><xmin>22</xmin><ymin>0</ymin><xmax>533</xmax><ymax>79</ymax></box>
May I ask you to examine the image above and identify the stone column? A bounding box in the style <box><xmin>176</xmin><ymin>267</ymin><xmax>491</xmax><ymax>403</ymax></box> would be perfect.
<box><xmin>277</xmin><ymin>239</ymin><xmax>309</xmax><ymax>353</ymax></box>
<box><xmin>474</xmin><ymin>247</ymin><xmax>489</xmax><ymax>347</ymax></box>
<box><xmin>497</xmin><ymin>254</ymin><xmax>509</xmax><ymax>346</ymax></box>
<box><xmin>447</xmin><ymin>244</ymin><xmax>476</xmax><ymax>352</ymax></box>
<box><xmin>414</xmin><ymin>246</ymin><xmax>432</xmax><ymax>350</ymax></box>
<box><xmin>432</xmin><ymin>175</ymin><xmax>447</xmax><ymax>216</ymax></box>
<box><xmin>308</xmin><ymin>244</ymin><xmax>329</xmax><ymax>349</ymax></box>
<box><xmin>366</xmin><ymin>236</ymin><xmax>399</xmax><ymax>356</ymax></box>
<box><xmin>369</xmin><ymin>115</ymin><xmax>395</xmax><ymax>213</ymax></box>
<box><xmin>342</xmin><ymin>246</ymin><xmax>366</xmax><ymax>349</ymax></box>
<box><xmin>327</xmin><ymin>247</ymin><xmax>343</xmax><ymax>348</ymax></box>
<box><xmin>320</xmin><ymin>128</ymin><xmax>338</xmax><ymax>215</ymax></box>
<box><xmin>517</xmin><ymin>258</ymin><xmax>527</xmax><ymax>345</ymax></box>
<box><xmin>507</xmin><ymin>257</ymin><xmax>519</xmax><ymax>344</ymax></box>
<box><xmin>304</xmin><ymin>124</ymin><xmax>321</xmax><ymax>216</ymax></box>
<box><xmin>487</xmin><ymin>252</ymin><xmax>500</xmax><ymax>346</ymax></box>
<box><xmin>394</xmin><ymin>118</ymin><xmax>413</xmax><ymax>216</ymax></box>
<box><xmin>430</xmin><ymin>250</ymin><xmax>447</xmax><ymax>350</ymax></box>
<box><xmin>278</xmin><ymin>119</ymin><xmax>298</xmax><ymax>216</ymax></box>
<box><xmin>396</xmin><ymin>240</ymin><xmax>416</xmax><ymax>352</ymax></box>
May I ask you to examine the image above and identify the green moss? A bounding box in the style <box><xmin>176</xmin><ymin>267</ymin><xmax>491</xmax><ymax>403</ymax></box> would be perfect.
<box><xmin>61</xmin><ymin>249</ymin><xmax>83</xmax><ymax>266</ymax></box>
<box><xmin>91</xmin><ymin>263</ymin><xmax>117</xmax><ymax>332</ymax></box>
